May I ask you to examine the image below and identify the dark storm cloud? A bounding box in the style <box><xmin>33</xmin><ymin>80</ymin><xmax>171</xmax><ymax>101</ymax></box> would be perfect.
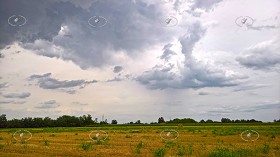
<box><xmin>0</xmin><ymin>0</ymin><xmax>78</xmax><ymax>48</ymax></box>
<box><xmin>0</xmin><ymin>82</ymin><xmax>9</xmax><ymax>89</ymax></box>
<box><xmin>35</xmin><ymin>100</ymin><xmax>60</xmax><ymax>109</ymax></box>
<box><xmin>1</xmin><ymin>92</ymin><xmax>31</xmax><ymax>99</ymax></box>
<box><xmin>137</xmin><ymin>22</ymin><xmax>247</xmax><ymax>89</ymax></box>
<box><xmin>236</xmin><ymin>39</ymin><xmax>280</xmax><ymax>70</ymax></box>
<box><xmin>113</xmin><ymin>66</ymin><xmax>123</xmax><ymax>73</ymax></box>
<box><xmin>29</xmin><ymin>73</ymin><xmax>97</xmax><ymax>90</ymax></box>
<box><xmin>0</xmin><ymin>0</ymin><xmax>178</xmax><ymax>68</ymax></box>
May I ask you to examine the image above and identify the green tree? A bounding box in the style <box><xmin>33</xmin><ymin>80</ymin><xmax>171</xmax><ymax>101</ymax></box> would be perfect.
<box><xmin>111</xmin><ymin>119</ymin><xmax>118</xmax><ymax>124</ymax></box>
<box><xmin>135</xmin><ymin>120</ymin><xmax>141</xmax><ymax>124</ymax></box>
<box><xmin>0</xmin><ymin>114</ymin><xmax>7</xmax><ymax>128</ymax></box>
<box><xmin>158</xmin><ymin>117</ymin><xmax>165</xmax><ymax>123</ymax></box>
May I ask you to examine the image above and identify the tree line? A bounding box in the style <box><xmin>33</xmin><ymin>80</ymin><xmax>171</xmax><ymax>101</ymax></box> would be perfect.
<box><xmin>0</xmin><ymin>114</ymin><xmax>117</xmax><ymax>128</ymax></box>
<box><xmin>1</xmin><ymin>114</ymin><xmax>279</xmax><ymax>128</ymax></box>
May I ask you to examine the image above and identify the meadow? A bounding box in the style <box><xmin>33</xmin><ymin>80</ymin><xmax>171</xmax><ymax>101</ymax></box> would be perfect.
<box><xmin>0</xmin><ymin>124</ymin><xmax>279</xmax><ymax>157</ymax></box>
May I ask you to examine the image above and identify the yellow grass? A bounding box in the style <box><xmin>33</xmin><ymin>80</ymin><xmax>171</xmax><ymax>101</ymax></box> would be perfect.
<box><xmin>0</xmin><ymin>125</ymin><xmax>279</xmax><ymax>157</ymax></box>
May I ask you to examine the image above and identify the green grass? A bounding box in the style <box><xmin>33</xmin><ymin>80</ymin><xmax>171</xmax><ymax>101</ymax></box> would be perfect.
<box><xmin>136</xmin><ymin>141</ymin><xmax>143</xmax><ymax>149</ymax></box>
<box><xmin>208</xmin><ymin>148</ymin><xmax>253</xmax><ymax>157</ymax></box>
<box><xmin>0</xmin><ymin>144</ymin><xmax>4</xmax><ymax>149</ymax></box>
<box><xmin>154</xmin><ymin>147</ymin><xmax>166</xmax><ymax>157</ymax></box>
<box><xmin>80</xmin><ymin>142</ymin><xmax>94</xmax><ymax>151</ymax></box>
<box><xmin>262</xmin><ymin>143</ymin><xmax>270</xmax><ymax>154</ymax></box>
<box><xmin>177</xmin><ymin>146</ymin><xmax>186</xmax><ymax>156</ymax></box>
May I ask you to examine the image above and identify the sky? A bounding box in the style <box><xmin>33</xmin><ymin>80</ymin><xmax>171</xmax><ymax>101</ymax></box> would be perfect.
<box><xmin>0</xmin><ymin>0</ymin><xmax>279</xmax><ymax>123</ymax></box>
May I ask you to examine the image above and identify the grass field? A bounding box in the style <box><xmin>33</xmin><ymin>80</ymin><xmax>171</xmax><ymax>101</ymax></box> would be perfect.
<box><xmin>0</xmin><ymin>124</ymin><xmax>279</xmax><ymax>157</ymax></box>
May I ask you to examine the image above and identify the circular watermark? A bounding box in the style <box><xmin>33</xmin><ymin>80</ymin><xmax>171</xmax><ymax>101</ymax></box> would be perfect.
<box><xmin>240</xmin><ymin>130</ymin><xmax>259</xmax><ymax>142</ymax></box>
<box><xmin>160</xmin><ymin>16</ymin><xmax>178</xmax><ymax>27</ymax></box>
<box><xmin>88</xmin><ymin>16</ymin><xmax>107</xmax><ymax>28</ymax></box>
<box><xmin>235</xmin><ymin>16</ymin><xmax>254</xmax><ymax>27</ymax></box>
<box><xmin>8</xmin><ymin>15</ymin><xmax>27</xmax><ymax>27</ymax></box>
<box><xmin>160</xmin><ymin>129</ymin><xmax>179</xmax><ymax>141</ymax></box>
<box><xmin>89</xmin><ymin>130</ymin><xmax>108</xmax><ymax>142</ymax></box>
<box><xmin>13</xmin><ymin>130</ymin><xmax>32</xmax><ymax>142</ymax></box>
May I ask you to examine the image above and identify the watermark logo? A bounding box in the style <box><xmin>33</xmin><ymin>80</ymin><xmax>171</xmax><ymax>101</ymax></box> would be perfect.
<box><xmin>160</xmin><ymin>129</ymin><xmax>179</xmax><ymax>141</ymax></box>
<box><xmin>89</xmin><ymin>130</ymin><xmax>108</xmax><ymax>142</ymax></box>
<box><xmin>13</xmin><ymin>130</ymin><xmax>32</xmax><ymax>142</ymax></box>
<box><xmin>88</xmin><ymin>16</ymin><xmax>107</xmax><ymax>28</ymax></box>
<box><xmin>240</xmin><ymin>130</ymin><xmax>259</xmax><ymax>142</ymax></box>
<box><xmin>160</xmin><ymin>16</ymin><xmax>178</xmax><ymax>27</ymax></box>
<box><xmin>8</xmin><ymin>15</ymin><xmax>27</xmax><ymax>27</ymax></box>
<box><xmin>235</xmin><ymin>16</ymin><xmax>254</xmax><ymax>28</ymax></box>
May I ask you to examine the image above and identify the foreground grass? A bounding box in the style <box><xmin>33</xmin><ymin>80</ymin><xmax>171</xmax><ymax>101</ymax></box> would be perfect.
<box><xmin>0</xmin><ymin>124</ymin><xmax>279</xmax><ymax>156</ymax></box>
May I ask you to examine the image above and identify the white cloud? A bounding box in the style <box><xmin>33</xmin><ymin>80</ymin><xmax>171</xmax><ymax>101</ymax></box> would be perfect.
<box><xmin>236</xmin><ymin>38</ymin><xmax>280</xmax><ymax>70</ymax></box>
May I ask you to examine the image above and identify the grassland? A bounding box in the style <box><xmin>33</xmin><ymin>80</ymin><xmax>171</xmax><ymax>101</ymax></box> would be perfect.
<box><xmin>0</xmin><ymin>124</ymin><xmax>279</xmax><ymax>157</ymax></box>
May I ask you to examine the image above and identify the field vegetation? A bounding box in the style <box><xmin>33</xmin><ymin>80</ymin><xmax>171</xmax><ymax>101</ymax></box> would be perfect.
<box><xmin>0</xmin><ymin>123</ymin><xmax>279</xmax><ymax>156</ymax></box>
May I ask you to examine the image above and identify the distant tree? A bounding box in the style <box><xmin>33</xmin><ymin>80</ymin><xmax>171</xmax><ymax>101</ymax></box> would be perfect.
<box><xmin>79</xmin><ymin>114</ymin><xmax>93</xmax><ymax>126</ymax></box>
<box><xmin>135</xmin><ymin>120</ymin><xmax>141</xmax><ymax>124</ymax></box>
<box><xmin>235</xmin><ymin>119</ymin><xmax>241</xmax><ymax>123</ymax></box>
<box><xmin>200</xmin><ymin>119</ymin><xmax>205</xmax><ymax>123</ymax></box>
<box><xmin>221</xmin><ymin>118</ymin><xmax>231</xmax><ymax>123</ymax></box>
<box><xmin>7</xmin><ymin>119</ymin><xmax>23</xmax><ymax>128</ymax></box>
<box><xmin>129</xmin><ymin>121</ymin><xmax>134</xmax><ymax>124</ymax></box>
<box><xmin>167</xmin><ymin>118</ymin><xmax>197</xmax><ymax>123</ymax></box>
<box><xmin>206</xmin><ymin>119</ymin><xmax>213</xmax><ymax>123</ymax></box>
<box><xmin>111</xmin><ymin>119</ymin><xmax>118</xmax><ymax>124</ymax></box>
<box><xmin>0</xmin><ymin>114</ymin><xmax>7</xmax><ymax>128</ymax></box>
<box><xmin>44</xmin><ymin>117</ymin><xmax>54</xmax><ymax>127</ymax></box>
<box><xmin>94</xmin><ymin>118</ymin><xmax>98</xmax><ymax>123</ymax></box>
<box><xmin>33</xmin><ymin>117</ymin><xmax>44</xmax><ymax>127</ymax></box>
<box><xmin>158</xmin><ymin>117</ymin><xmax>165</xmax><ymax>123</ymax></box>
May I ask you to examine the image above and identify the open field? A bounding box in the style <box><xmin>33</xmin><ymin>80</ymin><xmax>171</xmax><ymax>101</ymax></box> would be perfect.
<box><xmin>0</xmin><ymin>124</ymin><xmax>280</xmax><ymax>157</ymax></box>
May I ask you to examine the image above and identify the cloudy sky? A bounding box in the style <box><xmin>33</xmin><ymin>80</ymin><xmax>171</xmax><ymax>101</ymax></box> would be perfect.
<box><xmin>0</xmin><ymin>0</ymin><xmax>279</xmax><ymax>123</ymax></box>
